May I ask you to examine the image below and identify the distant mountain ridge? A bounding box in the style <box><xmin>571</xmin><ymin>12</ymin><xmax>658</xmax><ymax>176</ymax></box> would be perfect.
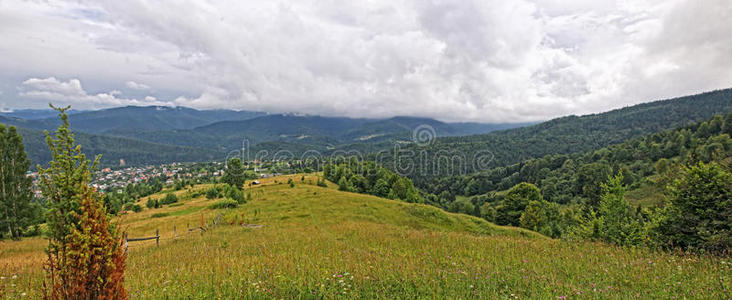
<box><xmin>7</xmin><ymin>106</ymin><xmax>266</xmax><ymax>133</ymax></box>
<box><xmin>0</xmin><ymin>106</ymin><xmax>526</xmax><ymax>167</ymax></box>
<box><xmin>2</xmin><ymin>88</ymin><xmax>730</xmax><ymax>169</ymax></box>
<box><xmin>0</xmin><ymin>108</ymin><xmax>85</xmax><ymax>120</ymax></box>
<box><xmin>102</xmin><ymin>114</ymin><xmax>527</xmax><ymax>153</ymax></box>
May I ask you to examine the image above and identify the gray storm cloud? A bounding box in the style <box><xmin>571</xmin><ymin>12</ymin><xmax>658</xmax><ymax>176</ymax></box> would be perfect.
<box><xmin>0</xmin><ymin>0</ymin><xmax>730</xmax><ymax>122</ymax></box>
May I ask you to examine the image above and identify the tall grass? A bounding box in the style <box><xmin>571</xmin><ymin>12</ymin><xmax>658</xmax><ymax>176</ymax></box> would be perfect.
<box><xmin>1</xmin><ymin>175</ymin><xmax>730</xmax><ymax>298</ymax></box>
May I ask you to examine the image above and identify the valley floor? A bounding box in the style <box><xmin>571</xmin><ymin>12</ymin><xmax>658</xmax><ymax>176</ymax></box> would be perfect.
<box><xmin>1</xmin><ymin>175</ymin><xmax>729</xmax><ymax>299</ymax></box>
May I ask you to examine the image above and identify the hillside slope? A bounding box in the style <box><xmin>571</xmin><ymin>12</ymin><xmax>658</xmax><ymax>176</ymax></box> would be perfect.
<box><xmin>426</xmin><ymin>113</ymin><xmax>732</xmax><ymax>202</ymax></box>
<box><xmin>15</xmin><ymin>126</ymin><xmax>220</xmax><ymax>167</ymax></box>
<box><xmin>2</xmin><ymin>175</ymin><xmax>729</xmax><ymax>299</ymax></box>
<box><xmin>381</xmin><ymin>88</ymin><xmax>732</xmax><ymax>183</ymax></box>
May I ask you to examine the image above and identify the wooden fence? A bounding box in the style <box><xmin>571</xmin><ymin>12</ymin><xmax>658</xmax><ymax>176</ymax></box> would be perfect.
<box><xmin>124</xmin><ymin>229</ymin><xmax>159</xmax><ymax>250</ymax></box>
<box><xmin>124</xmin><ymin>212</ymin><xmax>230</xmax><ymax>251</ymax></box>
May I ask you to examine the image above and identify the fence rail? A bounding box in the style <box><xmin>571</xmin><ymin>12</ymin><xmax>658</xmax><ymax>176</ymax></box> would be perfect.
<box><xmin>125</xmin><ymin>229</ymin><xmax>159</xmax><ymax>250</ymax></box>
<box><xmin>125</xmin><ymin>213</ymin><xmax>229</xmax><ymax>251</ymax></box>
<box><xmin>123</xmin><ymin>213</ymin><xmax>258</xmax><ymax>251</ymax></box>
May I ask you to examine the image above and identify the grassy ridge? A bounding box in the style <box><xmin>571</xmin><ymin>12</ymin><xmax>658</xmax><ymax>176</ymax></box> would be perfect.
<box><xmin>1</xmin><ymin>175</ymin><xmax>730</xmax><ymax>298</ymax></box>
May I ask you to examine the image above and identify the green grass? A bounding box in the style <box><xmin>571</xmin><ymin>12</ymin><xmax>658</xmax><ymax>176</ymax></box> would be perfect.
<box><xmin>626</xmin><ymin>182</ymin><xmax>667</xmax><ymax>208</ymax></box>
<box><xmin>1</xmin><ymin>174</ymin><xmax>729</xmax><ymax>299</ymax></box>
<box><xmin>168</xmin><ymin>206</ymin><xmax>205</xmax><ymax>217</ymax></box>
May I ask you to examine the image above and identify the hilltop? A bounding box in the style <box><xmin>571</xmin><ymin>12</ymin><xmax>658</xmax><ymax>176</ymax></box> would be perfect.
<box><xmin>1</xmin><ymin>174</ymin><xmax>728</xmax><ymax>298</ymax></box>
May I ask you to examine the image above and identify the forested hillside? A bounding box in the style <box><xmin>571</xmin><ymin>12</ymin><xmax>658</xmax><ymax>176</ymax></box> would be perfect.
<box><xmin>8</xmin><ymin>106</ymin><xmax>265</xmax><ymax>133</ymax></box>
<box><xmin>425</xmin><ymin>113</ymin><xmax>732</xmax><ymax>205</ymax></box>
<box><xmin>101</xmin><ymin>114</ymin><xmax>524</xmax><ymax>152</ymax></box>
<box><xmin>16</xmin><ymin>127</ymin><xmax>220</xmax><ymax>167</ymax></box>
<box><xmin>380</xmin><ymin>89</ymin><xmax>732</xmax><ymax>183</ymax></box>
<box><xmin>408</xmin><ymin>113</ymin><xmax>732</xmax><ymax>249</ymax></box>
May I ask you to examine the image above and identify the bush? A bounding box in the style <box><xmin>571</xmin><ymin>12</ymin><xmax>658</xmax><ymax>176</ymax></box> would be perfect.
<box><xmin>146</xmin><ymin>198</ymin><xmax>158</xmax><ymax>209</ymax></box>
<box><xmin>223</xmin><ymin>184</ymin><xmax>245</xmax><ymax>204</ymax></box>
<box><xmin>151</xmin><ymin>212</ymin><xmax>170</xmax><ymax>218</ymax></box>
<box><xmin>209</xmin><ymin>199</ymin><xmax>239</xmax><ymax>209</ymax></box>
<box><xmin>160</xmin><ymin>193</ymin><xmax>178</xmax><ymax>205</ymax></box>
<box><xmin>206</xmin><ymin>186</ymin><xmax>222</xmax><ymax>199</ymax></box>
<box><xmin>123</xmin><ymin>203</ymin><xmax>143</xmax><ymax>212</ymax></box>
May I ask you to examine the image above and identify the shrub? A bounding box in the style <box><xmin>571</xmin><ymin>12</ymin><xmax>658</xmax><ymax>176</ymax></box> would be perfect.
<box><xmin>209</xmin><ymin>199</ymin><xmax>239</xmax><ymax>209</ymax></box>
<box><xmin>160</xmin><ymin>193</ymin><xmax>178</xmax><ymax>205</ymax></box>
<box><xmin>205</xmin><ymin>186</ymin><xmax>222</xmax><ymax>199</ymax></box>
<box><xmin>145</xmin><ymin>198</ymin><xmax>158</xmax><ymax>209</ymax></box>
<box><xmin>123</xmin><ymin>203</ymin><xmax>142</xmax><ymax>213</ymax></box>
<box><xmin>223</xmin><ymin>184</ymin><xmax>245</xmax><ymax>204</ymax></box>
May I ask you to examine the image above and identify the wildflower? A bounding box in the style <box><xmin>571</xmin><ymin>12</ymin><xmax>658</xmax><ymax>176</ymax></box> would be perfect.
<box><xmin>12</xmin><ymin>275</ymin><xmax>18</xmax><ymax>279</ymax></box>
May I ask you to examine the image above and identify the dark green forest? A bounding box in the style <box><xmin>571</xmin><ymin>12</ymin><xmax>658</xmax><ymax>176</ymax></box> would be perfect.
<box><xmin>423</xmin><ymin>113</ymin><xmax>732</xmax><ymax>206</ymax></box>
<box><xmin>376</xmin><ymin>89</ymin><xmax>732</xmax><ymax>184</ymax></box>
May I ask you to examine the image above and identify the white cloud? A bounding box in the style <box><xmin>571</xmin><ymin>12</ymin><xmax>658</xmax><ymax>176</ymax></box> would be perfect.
<box><xmin>125</xmin><ymin>81</ymin><xmax>150</xmax><ymax>90</ymax></box>
<box><xmin>19</xmin><ymin>77</ymin><xmax>173</xmax><ymax>108</ymax></box>
<box><xmin>0</xmin><ymin>0</ymin><xmax>730</xmax><ymax>122</ymax></box>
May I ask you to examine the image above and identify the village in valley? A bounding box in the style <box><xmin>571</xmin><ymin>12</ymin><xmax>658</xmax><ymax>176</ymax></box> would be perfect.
<box><xmin>27</xmin><ymin>160</ymin><xmax>294</xmax><ymax>200</ymax></box>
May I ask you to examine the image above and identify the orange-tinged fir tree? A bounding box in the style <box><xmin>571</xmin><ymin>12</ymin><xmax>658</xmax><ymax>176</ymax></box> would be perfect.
<box><xmin>39</xmin><ymin>105</ymin><xmax>127</xmax><ymax>299</ymax></box>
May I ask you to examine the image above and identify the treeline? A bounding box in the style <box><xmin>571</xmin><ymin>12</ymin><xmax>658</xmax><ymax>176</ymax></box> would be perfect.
<box><xmin>323</xmin><ymin>160</ymin><xmax>421</xmax><ymax>203</ymax></box>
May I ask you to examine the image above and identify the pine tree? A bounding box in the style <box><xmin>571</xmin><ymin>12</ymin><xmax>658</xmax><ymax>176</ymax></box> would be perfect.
<box><xmin>596</xmin><ymin>172</ymin><xmax>642</xmax><ymax>246</ymax></box>
<box><xmin>39</xmin><ymin>105</ymin><xmax>127</xmax><ymax>299</ymax></box>
<box><xmin>0</xmin><ymin>125</ymin><xmax>35</xmax><ymax>240</ymax></box>
<box><xmin>222</xmin><ymin>158</ymin><xmax>246</xmax><ymax>189</ymax></box>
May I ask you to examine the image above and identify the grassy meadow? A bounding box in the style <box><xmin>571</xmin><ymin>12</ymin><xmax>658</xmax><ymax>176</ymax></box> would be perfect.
<box><xmin>1</xmin><ymin>174</ymin><xmax>730</xmax><ymax>299</ymax></box>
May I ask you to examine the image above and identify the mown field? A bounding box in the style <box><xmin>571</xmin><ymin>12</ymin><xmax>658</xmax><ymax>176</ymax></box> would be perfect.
<box><xmin>1</xmin><ymin>175</ymin><xmax>730</xmax><ymax>299</ymax></box>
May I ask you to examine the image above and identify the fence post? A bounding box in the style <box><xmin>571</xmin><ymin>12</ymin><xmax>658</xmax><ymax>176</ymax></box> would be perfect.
<box><xmin>156</xmin><ymin>229</ymin><xmax>159</xmax><ymax>247</ymax></box>
<box><xmin>124</xmin><ymin>233</ymin><xmax>128</xmax><ymax>252</ymax></box>
<box><xmin>187</xmin><ymin>223</ymin><xmax>190</xmax><ymax>235</ymax></box>
<box><xmin>174</xmin><ymin>225</ymin><xmax>177</xmax><ymax>240</ymax></box>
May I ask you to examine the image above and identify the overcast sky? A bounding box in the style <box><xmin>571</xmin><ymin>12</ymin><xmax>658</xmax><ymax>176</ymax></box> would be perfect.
<box><xmin>0</xmin><ymin>0</ymin><xmax>730</xmax><ymax>122</ymax></box>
